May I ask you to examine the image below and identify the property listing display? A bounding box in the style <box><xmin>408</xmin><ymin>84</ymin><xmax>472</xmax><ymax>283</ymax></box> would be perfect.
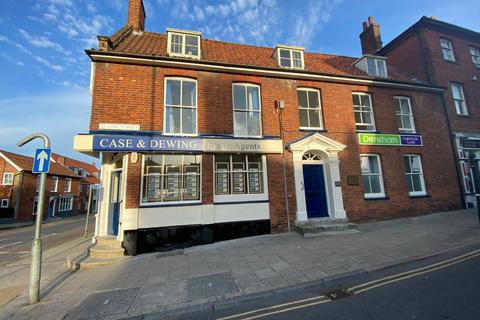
<box><xmin>142</xmin><ymin>155</ymin><xmax>201</xmax><ymax>203</ymax></box>
<box><xmin>214</xmin><ymin>154</ymin><xmax>264</xmax><ymax>195</ymax></box>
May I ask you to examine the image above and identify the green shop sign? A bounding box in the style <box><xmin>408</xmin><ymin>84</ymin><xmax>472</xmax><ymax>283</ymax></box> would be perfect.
<box><xmin>358</xmin><ymin>133</ymin><xmax>422</xmax><ymax>146</ymax></box>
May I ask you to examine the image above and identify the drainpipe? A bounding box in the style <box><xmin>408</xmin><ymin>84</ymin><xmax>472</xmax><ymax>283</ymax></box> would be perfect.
<box><xmin>440</xmin><ymin>95</ymin><xmax>467</xmax><ymax>208</ymax></box>
<box><xmin>277</xmin><ymin>100</ymin><xmax>291</xmax><ymax>232</ymax></box>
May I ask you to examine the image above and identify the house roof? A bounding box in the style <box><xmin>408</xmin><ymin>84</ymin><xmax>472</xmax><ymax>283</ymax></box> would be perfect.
<box><xmin>379</xmin><ymin>16</ymin><xmax>480</xmax><ymax>55</ymax></box>
<box><xmin>51</xmin><ymin>153</ymin><xmax>100</xmax><ymax>184</ymax></box>
<box><xmin>0</xmin><ymin>150</ymin><xmax>80</xmax><ymax>178</ymax></box>
<box><xmin>90</xmin><ymin>27</ymin><xmax>429</xmax><ymax>86</ymax></box>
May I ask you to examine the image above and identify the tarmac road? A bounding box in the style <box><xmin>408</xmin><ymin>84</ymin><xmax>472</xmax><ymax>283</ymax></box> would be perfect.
<box><xmin>0</xmin><ymin>217</ymin><xmax>94</xmax><ymax>266</ymax></box>
<box><xmin>171</xmin><ymin>245</ymin><xmax>480</xmax><ymax>320</ymax></box>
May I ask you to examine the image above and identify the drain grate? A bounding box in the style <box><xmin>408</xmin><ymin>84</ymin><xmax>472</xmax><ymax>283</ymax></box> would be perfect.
<box><xmin>323</xmin><ymin>288</ymin><xmax>353</xmax><ymax>300</ymax></box>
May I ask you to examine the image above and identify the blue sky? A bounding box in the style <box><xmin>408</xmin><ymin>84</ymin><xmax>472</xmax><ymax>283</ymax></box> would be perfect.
<box><xmin>0</xmin><ymin>0</ymin><xmax>479</xmax><ymax>165</ymax></box>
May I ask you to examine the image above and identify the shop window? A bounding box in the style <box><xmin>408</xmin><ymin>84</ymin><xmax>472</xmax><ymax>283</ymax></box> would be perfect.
<box><xmin>394</xmin><ymin>96</ymin><xmax>416</xmax><ymax>133</ymax></box>
<box><xmin>352</xmin><ymin>93</ymin><xmax>376</xmax><ymax>131</ymax></box>
<box><xmin>403</xmin><ymin>155</ymin><xmax>426</xmax><ymax>196</ymax></box>
<box><xmin>51</xmin><ymin>176</ymin><xmax>58</xmax><ymax>192</ymax></box>
<box><xmin>59</xmin><ymin>196</ymin><xmax>73</xmax><ymax>211</ymax></box>
<box><xmin>0</xmin><ymin>199</ymin><xmax>8</xmax><ymax>208</ymax></box>
<box><xmin>214</xmin><ymin>154</ymin><xmax>265</xmax><ymax>197</ymax></box>
<box><xmin>298</xmin><ymin>88</ymin><xmax>323</xmax><ymax>130</ymax></box>
<box><xmin>451</xmin><ymin>83</ymin><xmax>468</xmax><ymax>115</ymax></box>
<box><xmin>360</xmin><ymin>154</ymin><xmax>385</xmax><ymax>198</ymax></box>
<box><xmin>142</xmin><ymin>154</ymin><xmax>201</xmax><ymax>204</ymax></box>
<box><xmin>278</xmin><ymin>48</ymin><xmax>304</xmax><ymax>69</ymax></box>
<box><xmin>440</xmin><ymin>38</ymin><xmax>455</xmax><ymax>62</ymax></box>
<box><xmin>233</xmin><ymin>83</ymin><xmax>261</xmax><ymax>137</ymax></box>
<box><xmin>165</xmin><ymin>78</ymin><xmax>197</xmax><ymax>135</ymax></box>
<box><xmin>2</xmin><ymin>173</ymin><xmax>13</xmax><ymax>185</ymax></box>
<box><xmin>64</xmin><ymin>178</ymin><xmax>72</xmax><ymax>192</ymax></box>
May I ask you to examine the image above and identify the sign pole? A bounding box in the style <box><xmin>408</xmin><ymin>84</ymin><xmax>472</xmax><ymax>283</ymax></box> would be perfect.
<box><xmin>84</xmin><ymin>185</ymin><xmax>92</xmax><ymax>238</ymax></box>
<box><xmin>17</xmin><ymin>133</ymin><xmax>51</xmax><ymax>304</ymax></box>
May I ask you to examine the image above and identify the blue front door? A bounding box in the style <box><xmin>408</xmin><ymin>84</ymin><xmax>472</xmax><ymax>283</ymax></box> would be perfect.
<box><xmin>110</xmin><ymin>170</ymin><xmax>122</xmax><ymax>236</ymax></box>
<box><xmin>303</xmin><ymin>164</ymin><xmax>329</xmax><ymax>218</ymax></box>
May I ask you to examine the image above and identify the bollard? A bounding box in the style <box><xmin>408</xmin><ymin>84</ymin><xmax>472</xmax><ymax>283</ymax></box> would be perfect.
<box><xmin>476</xmin><ymin>194</ymin><xmax>480</xmax><ymax>225</ymax></box>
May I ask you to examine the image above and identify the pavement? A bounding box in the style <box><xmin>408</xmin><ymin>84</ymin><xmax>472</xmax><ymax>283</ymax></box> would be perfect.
<box><xmin>0</xmin><ymin>209</ymin><xmax>479</xmax><ymax>320</ymax></box>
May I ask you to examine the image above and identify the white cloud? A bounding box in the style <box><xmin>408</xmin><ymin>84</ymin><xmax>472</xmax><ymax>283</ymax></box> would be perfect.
<box><xmin>0</xmin><ymin>35</ymin><xmax>32</xmax><ymax>55</ymax></box>
<box><xmin>18</xmin><ymin>28</ymin><xmax>72</xmax><ymax>56</ymax></box>
<box><xmin>0</xmin><ymin>53</ymin><xmax>24</xmax><ymax>67</ymax></box>
<box><xmin>34</xmin><ymin>55</ymin><xmax>64</xmax><ymax>71</ymax></box>
<box><xmin>288</xmin><ymin>0</ymin><xmax>343</xmax><ymax>48</ymax></box>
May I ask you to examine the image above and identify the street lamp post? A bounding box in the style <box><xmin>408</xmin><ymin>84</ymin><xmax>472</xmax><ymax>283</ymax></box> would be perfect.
<box><xmin>17</xmin><ymin>133</ymin><xmax>51</xmax><ymax>304</ymax></box>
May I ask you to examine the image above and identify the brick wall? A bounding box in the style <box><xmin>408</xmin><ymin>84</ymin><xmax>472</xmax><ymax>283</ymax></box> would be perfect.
<box><xmin>94</xmin><ymin>62</ymin><xmax>462</xmax><ymax>230</ymax></box>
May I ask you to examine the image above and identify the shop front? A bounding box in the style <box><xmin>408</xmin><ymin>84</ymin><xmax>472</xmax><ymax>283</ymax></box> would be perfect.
<box><xmin>456</xmin><ymin>134</ymin><xmax>480</xmax><ymax>208</ymax></box>
<box><xmin>74</xmin><ymin>133</ymin><xmax>283</xmax><ymax>253</ymax></box>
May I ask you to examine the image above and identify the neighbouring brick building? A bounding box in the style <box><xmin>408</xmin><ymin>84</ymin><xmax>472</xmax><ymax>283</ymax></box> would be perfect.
<box><xmin>74</xmin><ymin>0</ymin><xmax>463</xmax><ymax>254</ymax></box>
<box><xmin>0</xmin><ymin>150</ymin><xmax>81</xmax><ymax>221</ymax></box>
<box><xmin>52</xmin><ymin>153</ymin><xmax>100</xmax><ymax>214</ymax></box>
<box><xmin>374</xmin><ymin>16</ymin><xmax>480</xmax><ymax>208</ymax></box>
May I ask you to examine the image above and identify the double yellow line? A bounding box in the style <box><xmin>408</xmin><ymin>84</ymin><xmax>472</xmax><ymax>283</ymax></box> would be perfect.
<box><xmin>218</xmin><ymin>248</ymin><xmax>480</xmax><ymax>320</ymax></box>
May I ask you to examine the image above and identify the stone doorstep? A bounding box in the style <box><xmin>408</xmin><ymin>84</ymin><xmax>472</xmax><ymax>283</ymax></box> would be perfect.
<box><xmin>295</xmin><ymin>218</ymin><xmax>359</xmax><ymax>237</ymax></box>
<box><xmin>66</xmin><ymin>253</ymin><xmax>128</xmax><ymax>271</ymax></box>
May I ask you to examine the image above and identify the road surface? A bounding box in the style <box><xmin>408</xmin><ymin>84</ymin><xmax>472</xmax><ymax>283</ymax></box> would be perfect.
<box><xmin>0</xmin><ymin>217</ymin><xmax>94</xmax><ymax>266</ymax></box>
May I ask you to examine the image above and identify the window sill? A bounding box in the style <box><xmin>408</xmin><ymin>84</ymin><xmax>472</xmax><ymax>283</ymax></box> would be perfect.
<box><xmin>409</xmin><ymin>194</ymin><xmax>430</xmax><ymax>199</ymax></box>
<box><xmin>299</xmin><ymin>128</ymin><xmax>327</xmax><ymax>133</ymax></box>
<box><xmin>356</xmin><ymin>130</ymin><xmax>380</xmax><ymax>134</ymax></box>
<box><xmin>364</xmin><ymin>196</ymin><xmax>389</xmax><ymax>201</ymax></box>
<box><xmin>162</xmin><ymin>133</ymin><xmax>200</xmax><ymax>137</ymax></box>
<box><xmin>139</xmin><ymin>201</ymin><xmax>202</xmax><ymax>208</ymax></box>
<box><xmin>398</xmin><ymin>131</ymin><xmax>419</xmax><ymax>135</ymax></box>
<box><xmin>443</xmin><ymin>59</ymin><xmax>460</xmax><ymax>65</ymax></box>
<box><xmin>213</xmin><ymin>200</ymin><xmax>269</xmax><ymax>205</ymax></box>
<box><xmin>455</xmin><ymin>114</ymin><xmax>471</xmax><ymax>118</ymax></box>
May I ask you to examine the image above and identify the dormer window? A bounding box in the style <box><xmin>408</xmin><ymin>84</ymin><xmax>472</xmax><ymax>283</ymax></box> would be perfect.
<box><xmin>354</xmin><ymin>55</ymin><xmax>388</xmax><ymax>78</ymax></box>
<box><xmin>366</xmin><ymin>57</ymin><xmax>387</xmax><ymax>77</ymax></box>
<box><xmin>275</xmin><ymin>45</ymin><xmax>304</xmax><ymax>69</ymax></box>
<box><xmin>167</xmin><ymin>28</ymin><xmax>201</xmax><ymax>59</ymax></box>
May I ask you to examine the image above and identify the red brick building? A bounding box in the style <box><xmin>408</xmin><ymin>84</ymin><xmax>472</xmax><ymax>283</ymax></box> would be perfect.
<box><xmin>74</xmin><ymin>0</ymin><xmax>462</xmax><ymax>254</ymax></box>
<box><xmin>0</xmin><ymin>150</ymin><xmax>81</xmax><ymax>221</ymax></box>
<box><xmin>374</xmin><ymin>16</ymin><xmax>480</xmax><ymax>208</ymax></box>
<box><xmin>51</xmin><ymin>153</ymin><xmax>100</xmax><ymax>214</ymax></box>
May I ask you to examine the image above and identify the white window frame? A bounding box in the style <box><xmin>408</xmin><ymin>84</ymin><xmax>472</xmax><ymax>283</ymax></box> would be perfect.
<box><xmin>140</xmin><ymin>154</ymin><xmax>202</xmax><ymax>206</ymax></box>
<box><xmin>440</xmin><ymin>38</ymin><xmax>455</xmax><ymax>62</ymax></box>
<box><xmin>0</xmin><ymin>199</ymin><xmax>8</xmax><ymax>208</ymax></box>
<box><xmin>360</xmin><ymin>154</ymin><xmax>385</xmax><ymax>199</ymax></box>
<box><xmin>404</xmin><ymin>154</ymin><xmax>427</xmax><ymax>196</ymax></box>
<box><xmin>366</xmin><ymin>57</ymin><xmax>388</xmax><ymax>77</ymax></box>
<box><xmin>451</xmin><ymin>83</ymin><xmax>468</xmax><ymax>116</ymax></box>
<box><xmin>213</xmin><ymin>154</ymin><xmax>269</xmax><ymax>203</ymax></box>
<box><xmin>2</xmin><ymin>172</ymin><xmax>13</xmax><ymax>185</ymax></box>
<box><xmin>232</xmin><ymin>83</ymin><xmax>262</xmax><ymax>138</ymax></box>
<box><xmin>58</xmin><ymin>196</ymin><xmax>73</xmax><ymax>212</ymax></box>
<box><xmin>394</xmin><ymin>96</ymin><xmax>416</xmax><ymax>133</ymax></box>
<box><xmin>470</xmin><ymin>46</ymin><xmax>480</xmax><ymax>67</ymax></box>
<box><xmin>167</xmin><ymin>31</ymin><xmax>201</xmax><ymax>59</ymax></box>
<box><xmin>64</xmin><ymin>178</ymin><xmax>72</xmax><ymax>192</ymax></box>
<box><xmin>278</xmin><ymin>48</ymin><xmax>304</xmax><ymax>69</ymax></box>
<box><xmin>352</xmin><ymin>92</ymin><xmax>376</xmax><ymax>132</ymax></box>
<box><xmin>163</xmin><ymin>77</ymin><xmax>198</xmax><ymax>136</ymax></box>
<box><xmin>51</xmin><ymin>176</ymin><xmax>58</xmax><ymax>192</ymax></box>
<box><xmin>297</xmin><ymin>88</ymin><xmax>323</xmax><ymax>130</ymax></box>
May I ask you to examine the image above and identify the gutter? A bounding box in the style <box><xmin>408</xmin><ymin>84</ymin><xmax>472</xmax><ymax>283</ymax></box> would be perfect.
<box><xmin>85</xmin><ymin>50</ymin><xmax>446</xmax><ymax>93</ymax></box>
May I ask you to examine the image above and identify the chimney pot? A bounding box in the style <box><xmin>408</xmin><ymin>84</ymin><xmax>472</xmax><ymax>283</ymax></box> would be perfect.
<box><xmin>359</xmin><ymin>16</ymin><xmax>382</xmax><ymax>55</ymax></box>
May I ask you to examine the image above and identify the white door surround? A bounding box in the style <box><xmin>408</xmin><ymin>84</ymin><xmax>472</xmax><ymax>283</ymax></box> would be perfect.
<box><xmin>288</xmin><ymin>133</ymin><xmax>347</xmax><ymax>222</ymax></box>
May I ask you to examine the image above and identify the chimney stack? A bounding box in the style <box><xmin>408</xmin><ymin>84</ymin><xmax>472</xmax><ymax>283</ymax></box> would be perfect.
<box><xmin>128</xmin><ymin>0</ymin><xmax>146</xmax><ymax>32</ymax></box>
<box><xmin>359</xmin><ymin>16</ymin><xmax>382</xmax><ymax>55</ymax></box>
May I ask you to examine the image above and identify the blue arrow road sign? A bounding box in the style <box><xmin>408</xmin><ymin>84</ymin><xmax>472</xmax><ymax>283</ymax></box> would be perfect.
<box><xmin>32</xmin><ymin>148</ymin><xmax>52</xmax><ymax>173</ymax></box>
